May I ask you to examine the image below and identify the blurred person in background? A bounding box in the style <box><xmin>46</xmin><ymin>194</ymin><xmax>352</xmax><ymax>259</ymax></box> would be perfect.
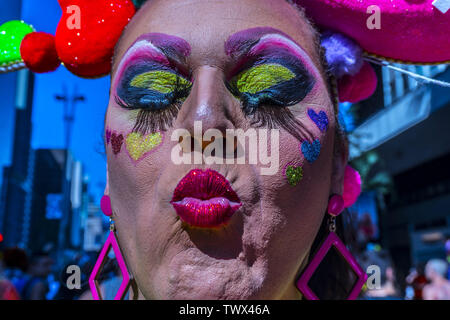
<box><xmin>54</xmin><ymin>253</ymin><xmax>94</xmax><ymax>300</ymax></box>
<box><xmin>2</xmin><ymin>247</ymin><xmax>29</xmax><ymax>298</ymax></box>
<box><xmin>21</xmin><ymin>252</ymin><xmax>54</xmax><ymax>300</ymax></box>
<box><xmin>446</xmin><ymin>239</ymin><xmax>450</xmax><ymax>280</ymax></box>
<box><xmin>79</xmin><ymin>256</ymin><xmax>129</xmax><ymax>300</ymax></box>
<box><xmin>360</xmin><ymin>247</ymin><xmax>402</xmax><ymax>300</ymax></box>
<box><xmin>0</xmin><ymin>251</ymin><xmax>20</xmax><ymax>300</ymax></box>
<box><xmin>423</xmin><ymin>259</ymin><xmax>450</xmax><ymax>300</ymax></box>
<box><xmin>405</xmin><ymin>263</ymin><xmax>428</xmax><ymax>300</ymax></box>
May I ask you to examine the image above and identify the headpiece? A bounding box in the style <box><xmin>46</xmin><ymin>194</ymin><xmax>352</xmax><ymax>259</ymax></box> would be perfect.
<box><xmin>1</xmin><ymin>0</ymin><xmax>449</xmax><ymax>103</ymax></box>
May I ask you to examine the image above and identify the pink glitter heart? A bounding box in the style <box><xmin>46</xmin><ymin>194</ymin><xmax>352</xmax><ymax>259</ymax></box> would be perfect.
<box><xmin>111</xmin><ymin>133</ymin><xmax>124</xmax><ymax>155</ymax></box>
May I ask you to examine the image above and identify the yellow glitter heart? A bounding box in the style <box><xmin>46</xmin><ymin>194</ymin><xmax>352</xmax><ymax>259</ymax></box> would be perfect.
<box><xmin>126</xmin><ymin>132</ymin><xmax>162</xmax><ymax>161</ymax></box>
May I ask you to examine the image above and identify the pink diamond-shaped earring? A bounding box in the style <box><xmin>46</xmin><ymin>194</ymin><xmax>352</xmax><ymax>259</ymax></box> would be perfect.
<box><xmin>89</xmin><ymin>195</ymin><xmax>135</xmax><ymax>300</ymax></box>
<box><xmin>296</xmin><ymin>194</ymin><xmax>367</xmax><ymax>300</ymax></box>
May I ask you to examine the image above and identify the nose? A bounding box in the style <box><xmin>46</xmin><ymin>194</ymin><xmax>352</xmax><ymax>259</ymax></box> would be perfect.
<box><xmin>175</xmin><ymin>66</ymin><xmax>238</xmax><ymax>154</ymax></box>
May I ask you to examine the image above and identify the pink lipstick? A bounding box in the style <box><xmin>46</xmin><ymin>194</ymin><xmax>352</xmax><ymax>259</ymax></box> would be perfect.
<box><xmin>171</xmin><ymin>169</ymin><xmax>242</xmax><ymax>228</ymax></box>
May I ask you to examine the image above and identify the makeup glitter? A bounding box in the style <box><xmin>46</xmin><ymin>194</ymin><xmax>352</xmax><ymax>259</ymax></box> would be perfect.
<box><xmin>111</xmin><ymin>133</ymin><xmax>124</xmax><ymax>155</ymax></box>
<box><xmin>130</xmin><ymin>70</ymin><xmax>191</xmax><ymax>94</ymax></box>
<box><xmin>225</xmin><ymin>27</ymin><xmax>316</xmax><ymax>114</ymax></box>
<box><xmin>235</xmin><ymin>64</ymin><xmax>295</xmax><ymax>94</ymax></box>
<box><xmin>308</xmin><ymin>109</ymin><xmax>329</xmax><ymax>132</ymax></box>
<box><xmin>171</xmin><ymin>169</ymin><xmax>242</xmax><ymax>228</ymax></box>
<box><xmin>113</xmin><ymin>33</ymin><xmax>191</xmax><ymax>94</ymax></box>
<box><xmin>285</xmin><ymin>164</ymin><xmax>303</xmax><ymax>186</ymax></box>
<box><xmin>106</xmin><ymin>128</ymin><xmax>112</xmax><ymax>145</ymax></box>
<box><xmin>301</xmin><ymin>139</ymin><xmax>321</xmax><ymax>163</ymax></box>
<box><xmin>126</xmin><ymin>131</ymin><xmax>163</xmax><ymax>162</ymax></box>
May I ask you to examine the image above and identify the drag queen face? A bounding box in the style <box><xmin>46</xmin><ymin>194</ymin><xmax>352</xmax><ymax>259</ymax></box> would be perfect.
<box><xmin>104</xmin><ymin>0</ymin><xmax>347</xmax><ymax>299</ymax></box>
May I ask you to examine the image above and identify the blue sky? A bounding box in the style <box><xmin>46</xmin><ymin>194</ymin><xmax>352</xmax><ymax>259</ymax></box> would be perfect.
<box><xmin>0</xmin><ymin>0</ymin><xmax>109</xmax><ymax>202</ymax></box>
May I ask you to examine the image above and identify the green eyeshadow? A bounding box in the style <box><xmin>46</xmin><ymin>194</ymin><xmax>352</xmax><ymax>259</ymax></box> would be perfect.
<box><xmin>235</xmin><ymin>63</ymin><xmax>295</xmax><ymax>94</ymax></box>
<box><xmin>130</xmin><ymin>70</ymin><xmax>191</xmax><ymax>94</ymax></box>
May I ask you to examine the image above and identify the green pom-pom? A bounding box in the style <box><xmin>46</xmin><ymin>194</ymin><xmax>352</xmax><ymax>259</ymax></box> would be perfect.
<box><xmin>0</xmin><ymin>20</ymin><xmax>34</xmax><ymax>67</ymax></box>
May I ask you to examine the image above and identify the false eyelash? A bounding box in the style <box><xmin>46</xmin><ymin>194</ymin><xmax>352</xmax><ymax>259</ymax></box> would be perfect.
<box><xmin>246</xmin><ymin>105</ymin><xmax>314</xmax><ymax>142</ymax></box>
<box><xmin>225</xmin><ymin>76</ymin><xmax>315</xmax><ymax>142</ymax></box>
<box><xmin>225</xmin><ymin>59</ymin><xmax>315</xmax><ymax>110</ymax></box>
<box><xmin>115</xmin><ymin>95</ymin><xmax>183</xmax><ymax>135</ymax></box>
<box><xmin>114</xmin><ymin>71</ymin><xmax>192</xmax><ymax>134</ymax></box>
<box><xmin>117</xmin><ymin>73</ymin><xmax>192</xmax><ymax>110</ymax></box>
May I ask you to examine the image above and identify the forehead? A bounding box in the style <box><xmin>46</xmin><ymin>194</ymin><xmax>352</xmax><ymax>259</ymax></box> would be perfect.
<box><xmin>112</xmin><ymin>0</ymin><xmax>319</xmax><ymax>75</ymax></box>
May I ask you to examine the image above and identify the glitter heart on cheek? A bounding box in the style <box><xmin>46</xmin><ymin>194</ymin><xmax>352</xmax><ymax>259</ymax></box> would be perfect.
<box><xmin>301</xmin><ymin>139</ymin><xmax>321</xmax><ymax>163</ymax></box>
<box><xmin>126</xmin><ymin>132</ymin><xmax>163</xmax><ymax>162</ymax></box>
<box><xmin>111</xmin><ymin>133</ymin><xmax>124</xmax><ymax>155</ymax></box>
<box><xmin>105</xmin><ymin>128</ymin><xmax>112</xmax><ymax>145</ymax></box>
<box><xmin>308</xmin><ymin>108</ymin><xmax>329</xmax><ymax>132</ymax></box>
<box><xmin>285</xmin><ymin>164</ymin><xmax>304</xmax><ymax>186</ymax></box>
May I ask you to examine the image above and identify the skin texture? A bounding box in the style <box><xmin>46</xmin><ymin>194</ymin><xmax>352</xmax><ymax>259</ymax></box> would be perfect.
<box><xmin>105</xmin><ymin>0</ymin><xmax>347</xmax><ymax>299</ymax></box>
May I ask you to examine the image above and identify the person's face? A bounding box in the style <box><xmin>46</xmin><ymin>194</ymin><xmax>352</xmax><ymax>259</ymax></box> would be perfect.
<box><xmin>425</xmin><ymin>264</ymin><xmax>435</xmax><ymax>281</ymax></box>
<box><xmin>105</xmin><ymin>0</ymin><xmax>346</xmax><ymax>299</ymax></box>
<box><xmin>33</xmin><ymin>257</ymin><xmax>53</xmax><ymax>277</ymax></box>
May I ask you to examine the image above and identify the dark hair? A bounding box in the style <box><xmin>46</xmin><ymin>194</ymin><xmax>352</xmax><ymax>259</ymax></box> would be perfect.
<box><xmin>28</xmin><ymin>251</ymin><xmax>50</xmax><ymax>267</ymax></box>
<box><xmin>3</xmin><ymin>247</ymin><xmax>29</xmax><ymax>272</ymax></box>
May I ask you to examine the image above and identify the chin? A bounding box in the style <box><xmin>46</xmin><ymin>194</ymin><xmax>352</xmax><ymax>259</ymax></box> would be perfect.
<box><xmin>139</xmin><ymin>246</ymin><xmax>273</xmax><ymax>300</ymax></box>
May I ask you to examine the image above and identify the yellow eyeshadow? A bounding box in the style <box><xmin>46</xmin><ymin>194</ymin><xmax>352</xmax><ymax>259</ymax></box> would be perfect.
<box><xmin>130</xmin><ymin>71</ymin><xmax>191</xmax><ymax>94</ymax></box>
<box><xmin>235</xmin><ymin>64</ymin><xmax>295</xmax><ymax>94</ymax></box>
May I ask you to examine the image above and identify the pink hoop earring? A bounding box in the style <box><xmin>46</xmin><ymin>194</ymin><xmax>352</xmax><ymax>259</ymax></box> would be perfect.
<box><xmin>296</xmin><ymin>194</ymin><xmax>367</xmax><ymax>300</ymax></box>
<box><xmin>89</xmin><ymin>195</ymin><xmax>136</xmax><ymax>300</ymax></box>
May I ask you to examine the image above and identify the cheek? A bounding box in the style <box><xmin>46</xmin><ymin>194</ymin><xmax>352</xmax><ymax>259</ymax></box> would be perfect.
<box><xmin>279</xmin><ymin>105</ymin><xmax>332</xmax><ymax>187</ymax></box>
<box><xmin>257</xmin><ymin>90</ymin><xmax>335</xmax><ymax>237</ymax></box>
<box><xmin>264</xmin><ymin>117</ymin><xmax>334</xmax><ymax>216</ymax></box>
<box><xmin>105</xmin><ymin>102</ymin><xmax>171</xmax><ymax>217</ymax></box>
<box><xmin>105</xmin><ymin>102</ymin><xmax>165</xmax><ymax>163</ymax></box>
<box><xmin>254</xmin><ymin>117</ymin><xmax>334</xmax><ymax>290</ymax></box>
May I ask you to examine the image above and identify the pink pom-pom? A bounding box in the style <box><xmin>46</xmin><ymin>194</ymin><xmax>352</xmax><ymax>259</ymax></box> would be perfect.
<box><xmin>338</xmin><ymin>62</ymin><xmax>378</xmax><ymax>103</ymax></box>
<box><xmin>342</xmin><ymin>165</ymin><xmax>362</xmax><ymax>208</ymax></box>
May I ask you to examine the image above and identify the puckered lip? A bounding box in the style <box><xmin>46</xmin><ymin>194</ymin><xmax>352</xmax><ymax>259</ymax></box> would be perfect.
<box><xmin>170</xmin><ymin>169</ymin><xmax>242</xmax><ymax>228</ymax></box>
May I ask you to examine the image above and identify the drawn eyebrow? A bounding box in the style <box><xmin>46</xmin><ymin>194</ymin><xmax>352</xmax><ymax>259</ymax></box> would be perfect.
<box><xmin>112</xmin><ymin>33</ymin><xmax>192</xmax><ymax>81</ymax></box>
<box><xmin>225</xmin><ymin>27</ymin><xmax>298</xmax><ymax>57</ymax></box>
<box><xmin>225</xmin><ymin>27</ymin><xmax>320</xmax><ymax>79</ymax></box>
<box><xmin>135</xmin><ymin>33</ymin><xmax>191</xmax><ymax>63</ymax></box>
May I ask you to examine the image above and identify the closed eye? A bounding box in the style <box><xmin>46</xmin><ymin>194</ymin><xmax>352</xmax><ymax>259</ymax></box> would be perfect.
<box><xmin>226</xmin><ymin>60</ymin><xmax>315</xmax><ymax>113</ymax></box>
<box><xmin>114</xmin><ymin>64</ymin><xmax>192</xmax><ymax>135</ymax></box>
<box><xmin>233</xmin><ymin>63</ymin><xmax>296</xmax><ymax>94</ymax></box>
<box><xmin>116</xmin><ymin>65</ymin><xmax>192</xmax><ymax>111</ymax></box>
<box><xmin>130</xmin><ymin>70</ymin><xmax>192</xmax><ymax>95</ymax></box>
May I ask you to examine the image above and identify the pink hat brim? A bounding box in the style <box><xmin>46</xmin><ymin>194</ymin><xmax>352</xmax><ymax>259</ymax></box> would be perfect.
<box><xmin>296</xmin><ymin>0</ymin><xmax>450</xmax><ymax>63</ymax></box>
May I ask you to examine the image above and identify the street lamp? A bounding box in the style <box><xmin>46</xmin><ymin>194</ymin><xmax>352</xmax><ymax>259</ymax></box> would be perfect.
<box><xmin>54</xmin><ymin>86</ymin><xmax>86</xmax><ymax>265</ymax></box>
<box><xmin>55</xmin><ymin>86</ymin><xmax>85</xmax><ymax>149</ymax></box>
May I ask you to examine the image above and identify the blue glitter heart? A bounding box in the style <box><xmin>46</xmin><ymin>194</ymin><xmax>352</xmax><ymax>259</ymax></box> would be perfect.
<box><xmin>308</xmin><ymin>109</ymin><xmax>329</xmax><ymax>132</ymax></box>
<box><xmin>301</xmin><ymin>139</ymin><xmax>321</xmax><ymax>163</ymax></box>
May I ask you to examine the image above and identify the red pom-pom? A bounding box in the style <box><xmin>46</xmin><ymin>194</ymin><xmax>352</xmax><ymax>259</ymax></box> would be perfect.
<box><xmin>342</xmin><ymin>165</ymin><xmax>362</xmax><ymax>208</ymax></box>
<box><xmin>20</xmin><ymin>32</ymin><xmax>61</xmax><ymax>73</ymax></box>
<box><xmin>55</xmin><ymin>0</ymin><xmax>136</xmax><ymax>78</ymax></box>
<box><xmin>338</xmin><ymin>62</ymin><xmax>378</xmax><ymax>103</ymax></box>
<box><xmin>0</xmin><ymin>233</ymin><xmax>3</xmax><ymax>242</ymax></box>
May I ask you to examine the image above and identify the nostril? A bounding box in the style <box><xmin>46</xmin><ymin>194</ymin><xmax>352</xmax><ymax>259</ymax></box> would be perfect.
<box><xmin>178</xmin><ymin>132</ymin><xmax>238</xmax><ymax>157</ymax></box>
<box><xmin>179</xmin><ymin>135</ymin><xmax>201</xmax><ymax>153</ymax></box>
<box><xmin>202</xmin><ymin>136</ymin><xmax>215</xmax><ymax>151</ymax></box>
<box><xmin>224</xmin><ymin>136</ymin><xmax>238</xmax><ymax>159</ymax></box>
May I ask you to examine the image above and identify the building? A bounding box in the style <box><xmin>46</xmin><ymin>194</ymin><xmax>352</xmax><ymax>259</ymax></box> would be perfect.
<box><xmin>349</xmin><ymin>64</ymin><xmax>450</xmax><ymax>288</ymax></box>
<box><xmin>0</xmin><ymin>148</ymin><xmax>88</xmax><ymax>255</ymax></box>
